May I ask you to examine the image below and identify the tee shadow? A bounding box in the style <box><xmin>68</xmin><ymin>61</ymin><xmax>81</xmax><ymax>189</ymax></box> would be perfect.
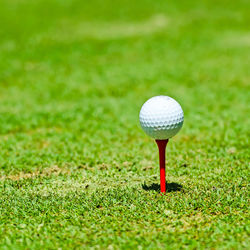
<box><xmin>142</xmin><ymin>182</ymin><xmax>182</xmax><ymax>193</ymax></box>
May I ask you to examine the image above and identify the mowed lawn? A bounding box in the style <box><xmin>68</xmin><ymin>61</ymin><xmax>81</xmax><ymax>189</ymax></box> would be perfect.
<box><xmin>0</xmin><ymin>0</ymin><xmax>249</xmax><ymax>248</ymax></box>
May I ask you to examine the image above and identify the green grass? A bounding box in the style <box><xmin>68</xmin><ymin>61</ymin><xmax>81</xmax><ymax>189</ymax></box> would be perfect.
<box><xmin>0</xmin><ymin>0</ymin><xmax>249</xmax><ymax>248</ymax></box>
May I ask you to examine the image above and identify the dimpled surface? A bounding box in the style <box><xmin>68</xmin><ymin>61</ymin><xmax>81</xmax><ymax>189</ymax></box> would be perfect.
<box><xmin>139</xmin><ymin>96</ymin><xmax>184</xmax><ymax>139</ymax></box>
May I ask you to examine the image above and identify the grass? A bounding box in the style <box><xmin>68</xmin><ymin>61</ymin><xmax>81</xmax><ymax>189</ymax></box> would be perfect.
<box><xmin>0</xmin><ymin>0</ymin><xmax>249</xmax><ymax>248</ymax></box>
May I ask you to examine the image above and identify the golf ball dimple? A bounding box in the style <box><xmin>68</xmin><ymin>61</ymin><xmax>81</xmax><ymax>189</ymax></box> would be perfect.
<box><xmin>139</xmin><ymin>96</ymin><xmax>184</xmax><ymax>139</ymax></box>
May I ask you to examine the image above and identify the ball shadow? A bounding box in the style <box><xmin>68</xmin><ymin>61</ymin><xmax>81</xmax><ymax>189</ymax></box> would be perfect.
<box><xmin>142</xmin><ymin>182</ymin><xmax>183</xmax><ymax>193</ymax></box>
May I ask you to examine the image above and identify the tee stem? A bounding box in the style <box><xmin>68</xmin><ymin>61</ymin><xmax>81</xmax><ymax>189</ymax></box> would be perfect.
<box><xmin>155</xmin><ymin>139</ymin><xmax>168</xmax><ymax>193</ymax></box>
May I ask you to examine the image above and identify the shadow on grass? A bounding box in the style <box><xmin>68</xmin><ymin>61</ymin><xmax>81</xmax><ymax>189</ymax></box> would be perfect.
<box><xmin>142</xmin><ymin>182</ymin><xmax>182</xmax><ymax>193</ymax></box>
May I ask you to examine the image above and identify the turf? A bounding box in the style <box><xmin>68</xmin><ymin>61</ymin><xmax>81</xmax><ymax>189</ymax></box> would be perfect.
<box><xmin>0</xmin><ymin>0</ymin><xmax>249</xmax><ymax>249</ymax></box>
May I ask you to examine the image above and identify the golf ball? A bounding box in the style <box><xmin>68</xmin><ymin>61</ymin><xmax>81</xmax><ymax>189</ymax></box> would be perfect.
<box><xmin>139</xmin><ymin>96</ymin><xmax>184</xmax><ymax>139</ymax></box>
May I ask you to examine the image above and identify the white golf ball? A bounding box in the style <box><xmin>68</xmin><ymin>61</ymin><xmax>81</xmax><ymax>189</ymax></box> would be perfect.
<box><xmin>139</xmin><ymin>96</ymin><xmax>184</xmax><ymax>139</ymax></box>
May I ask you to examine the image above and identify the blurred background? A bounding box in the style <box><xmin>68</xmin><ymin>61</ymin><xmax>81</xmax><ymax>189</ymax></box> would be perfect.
<box><xmin>0</xmin><ymin>0</ymin><xmax>249</xmax><ymax>173</ymax></box>
<box><xmin>0</xmin><ymin>0</ymin><xmax>249</xmax><ymax>248</ymax></box>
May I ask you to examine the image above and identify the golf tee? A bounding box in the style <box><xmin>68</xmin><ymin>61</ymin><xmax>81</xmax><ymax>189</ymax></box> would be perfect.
<box><xmin>155</xmin><ymin>139</ymin><xmax>168</xmax><ymax>193</ymax></box>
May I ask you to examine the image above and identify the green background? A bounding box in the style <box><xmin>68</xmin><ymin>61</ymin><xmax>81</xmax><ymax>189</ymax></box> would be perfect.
<box><xmin>0</xmin><ymin>0</ymin><xmax>249</xmax><ymax>248</ymax></box>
